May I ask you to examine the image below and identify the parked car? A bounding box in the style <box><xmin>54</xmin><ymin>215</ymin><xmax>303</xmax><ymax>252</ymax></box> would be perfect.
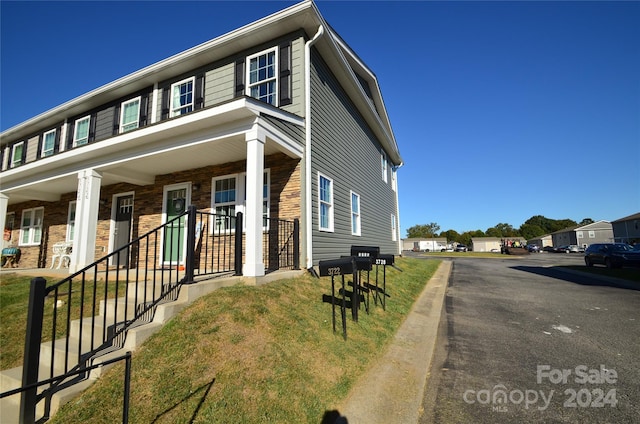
<box><xmin>542</xmin><ymin>246</ymin><xmax>555</xmax><ymax>252</ymax></box>
<box><xmin>584</xmin><ymin>243</ymin><xmax>640</xmax><ymax>268</ymax></box>
<box><xmin>526</xmin><ymin>245</ymin><xmax>540</xmax><ymax>253</ymax></box>
<box><xmin>455</xmin><ymin>244</ymin><xmax>468</xmax><ymax>252</ymax></box>
<box><xmin>553</xmin><ymin>245</ymin><xmax>583</xmax><ymax>253</ymax></box>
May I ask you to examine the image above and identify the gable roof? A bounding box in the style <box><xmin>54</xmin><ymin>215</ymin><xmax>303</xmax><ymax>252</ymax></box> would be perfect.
<box><xmin>551</xmin><ymin>220</ymin><xmax>611</xmax><ymax>234</ymax></box>
<box><xmin>612</xmin><ymin>212</ymin><xmax>640</xmax><ymax>223</ymax></box>
<box><xmin>0</xmin><ymin>0</ymin><xmax>402</xmax><ymax>166</ymax></box>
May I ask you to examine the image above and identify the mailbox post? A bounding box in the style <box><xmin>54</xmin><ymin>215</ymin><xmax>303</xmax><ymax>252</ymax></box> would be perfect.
<box><xmin>374</xmin><ymin>254</ymin><xmax>395</xmax><ymax>310</ymax></box>
<box><xmin>319</xmin><ymin>257</ymin><xmax>356</xmax><ymax>340</ymax></box>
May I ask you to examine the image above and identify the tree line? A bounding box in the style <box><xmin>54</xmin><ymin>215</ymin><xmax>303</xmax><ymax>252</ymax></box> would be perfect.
<box><xmin>406</xmin><ymin>216</ymin><xmax>595</xmax><ymax>247</ymax></box>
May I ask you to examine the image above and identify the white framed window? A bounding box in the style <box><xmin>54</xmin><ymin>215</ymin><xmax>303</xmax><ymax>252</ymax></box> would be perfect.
<box><xmin>20</xmin><ymin>207</ymin><xmax>44</xmax><ymax>246</ymax></box>
<box><xmin>391</xmin><ymin>168</ymin><xmax>397</xmax><ymax>191</ymax></box>
<box><xmin>577</xmin><ymin>231</ymin><xmax>584</xmax><ymax>239</ymax></box>
<box><xmin>247</xmin><ymin>48</ymin><xmax>277</xmax><ymax>106</ymax></box>
<box><xmin>589</xmin><ymin>231</ymin><xmax>596</xmax><ymax>238</ymax></box>
<box><xmin>381</xmin><ymin>152</ymin><xmax>388</xmax><ymax>183</ymax></box>
<box><xmin>391</xmin><ymin>214</ymin><xmax>397</xmax><ymax>241</ymax></box>
<box><xmin>170</xmin><ymin>77</ymin><xmax>195</xmax><ymax>117</ymax></box>
<box><xmin>73</xmin><ymin>116</ymin><xmax>91</xmax><ymax>146</ymax></box>
<box><xmin>318</xmin><ymin>173</ymin><xmax>334</xmax><ymax>232</ymax></box>
<box><xmin>41</xmin><ymin>129</ymin><xmax>56</xmax><ymax>157</ymax></box>
<box><xmin>351</xmin><ymin>191</ymin><xmax>361</xmax><ymax>236</ymax></box>
<box><xmin>11</xmin><ymin>142</ymin><xmax>24</xmax><ymax>168</ymax></box>
<box><xmin>211</xmin><ymin>170</ymin><xmax>270</xmax><ymax>233</ymax></box>
<box><xmin>120</xmin><ymin>97</ymin><xmax>141</xmax><ymax>133</ymax></box>
<box><xmin>67</xmin><ymin>201</ymin><xmax>76</xmax><ymax>242</ymax></box>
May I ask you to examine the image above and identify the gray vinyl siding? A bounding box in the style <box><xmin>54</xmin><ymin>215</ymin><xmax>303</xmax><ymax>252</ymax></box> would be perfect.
<box><xmin>309</xmin><ymin>50</ymin><xmax>398</xmax><ymax>263</ymax></box>
<box><xmin>205</xmin><ymin>63</ymin><xmax>234</xmax><ymax>107</ymax></box>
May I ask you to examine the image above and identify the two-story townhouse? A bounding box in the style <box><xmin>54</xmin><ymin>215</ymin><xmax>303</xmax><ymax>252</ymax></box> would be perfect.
<box><xmin>0</xmin><ymin>0</ymin><xmax>402</xmax><ymax>278</ymax></box>
<box><xmin>612</xmin><ymin>212</ymin><xmax>640</xmax><ymax>245</ymax></box>
<box><xmin>551</xmin><ymin>220</ymin><xmax>613</xmax><ymax>248</ymax></box>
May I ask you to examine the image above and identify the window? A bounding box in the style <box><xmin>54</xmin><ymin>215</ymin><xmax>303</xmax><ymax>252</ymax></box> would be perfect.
<box><xmin>589</xmin><ymin>231</ymin><xmax>596</xmax><ymax>238</ymax></box>
<box><xmin>351</xmin><ymin>191</ymin><xmax>361</xmax><ymax>236</ymax></box>
<box><xmin>73</xmin><ymin>116</ymin><xmax>90</xmax><ymax>146</ymax></box>
<box><xmin>42</xmin><ymin>129</ymin><xmax>56</xmax><ymax>157</ymax></box>
<box><xmin>318</xmin><ymin>173</ymin><xmax>334</xmax><ymax>232</ymax></box>
<box><xmin>20</xmin><ymin>207</ymin><xmax>44</xmax><ymax>246</ymax></box>
<box><xmin>391</xmin><ymin>168</ymin><xmax>397</xmax><ymax>191</ymax></box>
<box><xmin>577</xmin><ymin>231</ymin><xmax>584</xmax><ymax>239</ymax></box>
<box><xmin>247</xmin><ymin>48</ymin><xmax>277</xmax><ymax>106</ymax></box>
<box><xmin>67</xmin><ymin>201</ymin><xmax>76</xmax><ymax>242</ymax></box>
<box><xmin>170</xmin><ymin>77</ymin><xmax>194</xmax><ymax>117</ymax></box>
<box><xmin>381</xmin><ymin>152</ymin><xmax>388</xmax><ymax>183</ymax></box>
<box><xmin>11</xmin><ymin>142</ymin><xmax>24</xmax><ymax>168</ymax></box>
<box><xmin>391</xmin><ymin>214</ymin><xmax>397</xmax><ymax>241</ymax></box>
<box><xmin>120</xmin><ymin>97</ymin><xmax>140</xmax><ymax>132</ymax></box>
<box><xmin>212</xmin><ymin>171</ymin><xmax>270</xmax><ymax>232</ymax></box>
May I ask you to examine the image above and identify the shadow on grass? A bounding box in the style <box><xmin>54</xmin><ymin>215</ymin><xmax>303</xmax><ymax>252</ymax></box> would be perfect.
<box><xmin>151</xmin><ymin>378</ymin><xmax>215</xmax><ymax>424</ymax></box>
<box><xmin>511</xmin><ymin>265</ymin><xmax>640</xmax><ymax>291</ymax></box>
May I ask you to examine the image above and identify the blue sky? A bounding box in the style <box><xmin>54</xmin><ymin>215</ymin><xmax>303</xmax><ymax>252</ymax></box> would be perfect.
<box><xmin>1</xmin><ymin>1</ymin><xmax>639</xmax><ymax>236</ymax></box>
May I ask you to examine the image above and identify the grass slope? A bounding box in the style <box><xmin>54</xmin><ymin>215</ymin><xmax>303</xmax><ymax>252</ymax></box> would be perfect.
<box><xmin>47</xmin><ymin>257</ymin><xmax>439</xmax><ymax>423</ymax></box>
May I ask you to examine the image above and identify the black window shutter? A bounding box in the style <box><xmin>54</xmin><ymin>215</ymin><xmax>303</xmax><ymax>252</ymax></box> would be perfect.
<box><xmin>161</xmin><ymin>87</ymin><xmax>170</xmax><ymax>120</ymax></box>
<box><xmin>140</xmin><ymin>93</ymin><xmax>149</xmax><ymax>126</ymax></box>
<box><xmin>89</xmin><ymin>114</ymin><xmax>97</xmax><ymax>142</ymax></box>
<box><xmin>195</xmin><ymin>73</ymin><xmax>204</xmax><ymax>110</ymax></box>
<box><xmin>54</xmin><ymin>126</ymin><xmax>61</xmax><ymax>153</ymax></box>
<box><xmin>113</xmin><ymin>104</ymin><xmax>121</xmax><ymax>136</ymax></box>
<box><xmin>279</xmin><ymin>41</ymin><xmax>292</xmax><ymax>106</ymax></box>
<box><xmin>36</xmin><ymin>134</ymin><xmax>43</xmax><ymax>160</ymax></box>
<box><xmin>235</xmin><ymin>59</ymin><xmax>245</xmax><ymax>98</ymax></box>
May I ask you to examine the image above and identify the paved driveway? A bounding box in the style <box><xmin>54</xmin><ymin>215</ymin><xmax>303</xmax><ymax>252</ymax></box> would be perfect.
<box><xmin>419</xmin><ymin>253</ymin><xmax>640</xmax><ymax>423</ymax></box>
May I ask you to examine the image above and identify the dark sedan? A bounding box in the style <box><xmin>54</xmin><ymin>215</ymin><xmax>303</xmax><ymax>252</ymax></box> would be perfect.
<box><xmin>584</xmin><ymin>243</ymin><xmax>640</xmax><ymax>268</ymax></box>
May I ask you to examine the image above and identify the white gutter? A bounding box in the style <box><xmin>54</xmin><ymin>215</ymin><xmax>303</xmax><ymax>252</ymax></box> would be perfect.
<box><xmin>304</xmin><ymin>25</ymin><xmax>324</xmax><ymax>270</ymax></box>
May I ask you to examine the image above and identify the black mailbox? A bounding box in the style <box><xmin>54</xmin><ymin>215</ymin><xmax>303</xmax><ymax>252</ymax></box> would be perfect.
<box><xmin>350</xmin><ymin>245</ymin><xmax>379</xmax><ymax>259</ymax></box>
<box><xmin>375</xmin><ymin>254</ymin><xmax>395</xmax><ymax>266</ymax></box>
<box><xmin>319</xmin><ymin>257</ymin><xmax>355</xmax><ymax>277</ymax></box>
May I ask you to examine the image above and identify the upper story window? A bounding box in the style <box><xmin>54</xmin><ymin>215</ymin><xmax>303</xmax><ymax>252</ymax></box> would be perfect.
<box><xmin>170</xmin><ymin>77</ymin><xmax>194</xmax><ymax>117</ymax></box>
<box><xmin>381</xmin><ymin>152</ymin><xmax>388</xmax><ymax>183</ymax></box>
<box><xmin>318</xmin><ymin>173</ymin><xmax>334</xmax><ymax>232</ymax></box>
<box><xmin>120</xmin><ymin>97</ymin><xmax>141</xmax><ymax>132</ymax></box>
<box><xmin>247</xmin><ymin>48</ymin><xmax>277</xmax><ymax>106</ymax></box>
<box><xmin>20</xmin><ymin>207</ymin><xmax>44</xmax><ymax>246</ymax></box>
<box><xmin>41</xmin><ymin>129</ymin><xmax>56</xmax><ymax>157</ymax></box>
<box><xmin>391</xmin><ymin>168</ymin><xmax>397</xmax><ymax>191</ymax></box>
<box><xmin>11</xmin><ymin>142</ymin><xmax>24</xmax><ymax>168</ymax></box>
<box><xmin>73</xmin><ymin>116</ymin><xmax>91</xmax><ymax>146</ymax></box>
<box><xmin>351</xmin><ymin>191</ymin><xmax>361</xmax><ymax>236</ymax></box>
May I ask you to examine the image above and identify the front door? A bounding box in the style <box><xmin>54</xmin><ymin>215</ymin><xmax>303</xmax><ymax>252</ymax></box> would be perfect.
<box><xmin>163</xmin><ymin>186</ymin><xmax>188</xmax><ymax>265</ymax></box>
<box><xmin>114</xmin><ymin>195</ymin><xmax>133</xmax><ymax>267</ymax></box>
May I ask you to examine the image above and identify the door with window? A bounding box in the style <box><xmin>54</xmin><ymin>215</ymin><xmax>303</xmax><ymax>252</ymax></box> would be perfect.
<box><xmin>113</xmin><ymin>195</ymin><xmax>134</xmax><ymax>267</ymax></box>
<box><xmin>163</xmin><ymin>186</ymin><xmax>188</xmax><ymax>265</ymax></box>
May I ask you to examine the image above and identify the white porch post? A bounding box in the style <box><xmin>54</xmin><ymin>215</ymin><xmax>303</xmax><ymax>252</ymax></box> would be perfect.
<box><xmin>0</xmin><ymin>193</ymin><xmax>8</xmax><ymax>247</ymax></box>
<box><xmin>243</xmin><ymin>126</ymin><xmax>266</xmax><ymax>277</ymax></box>
<box><xmin>71</xmin><ymin>169</ymin><xmax>102</xmax><ymax>273</ymax></box>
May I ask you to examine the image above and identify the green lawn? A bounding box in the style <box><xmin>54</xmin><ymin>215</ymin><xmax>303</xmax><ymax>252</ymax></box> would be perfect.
<box><xmin>3</xmin><ymin>258</ymin><xmax>440</xmax><ymax>423</ymax></box>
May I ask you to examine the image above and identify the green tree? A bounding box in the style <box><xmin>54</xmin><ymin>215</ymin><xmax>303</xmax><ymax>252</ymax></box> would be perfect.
<box><xmin>579</xmin><ymin>218</ymin><xmax>595</xmax><ymax>226</ymax></box>
<box><xmin>486</xmin><ymin>223</ymin><xmax>519</xmax><ymax>238</ymax></box>
<box><xmin>440</xmin><ymin>229</ymin><xmax>460</xmax><ymax>243</ymax></box>
<box><xmin>519</xmin><ymin>223</ymin><xmax>545</xmax><ymax>240</ymax></box>
<box><xmin>406</xmin><ymin>222</ymin><xmax>441</xmax><ymax>238</ymax></box>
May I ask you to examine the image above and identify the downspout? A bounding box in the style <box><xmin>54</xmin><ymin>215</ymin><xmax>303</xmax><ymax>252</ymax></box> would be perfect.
<box><xmin>304</xmin><ymin>25</ymin><xmax>324</xmax><ymax>270</ymax></box>
<box><xmin>394</xmin><ymin>162</ymin><xmax>404</xmax><ymax>255</ymax></box>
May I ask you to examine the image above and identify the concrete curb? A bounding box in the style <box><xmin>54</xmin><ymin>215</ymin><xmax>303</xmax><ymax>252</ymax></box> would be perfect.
<box><xmin>338</xmin><ymin>260</ymin><xmax>452</xmax><ymax>423</ymax></box>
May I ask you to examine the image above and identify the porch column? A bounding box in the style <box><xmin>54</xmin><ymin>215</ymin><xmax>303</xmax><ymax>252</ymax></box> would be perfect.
<box><xmin>71</xmin><ymin>169</ymin><xmax>102</xmax><ymax>273</ymax></box>
<box><xmin>0</xmin><ymin>193</ymin><xmax>8</xmax><ymax>247</ymax></box>
<box><xmin>243</xmin><ymin>127</ymin><xmax>266</xmax><ymax>277</ymax></box>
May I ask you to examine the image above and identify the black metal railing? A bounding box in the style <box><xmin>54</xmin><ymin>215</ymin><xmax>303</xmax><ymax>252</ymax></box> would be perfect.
<box><xmin>264</xmin><ymin>217</ymin><xmax>300</xmax><ymax>272</ymax></box>
<box><xmin>8</xmin><ymin>206</ymin><xmax>299</xmax><ymax>422</ymax></box>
